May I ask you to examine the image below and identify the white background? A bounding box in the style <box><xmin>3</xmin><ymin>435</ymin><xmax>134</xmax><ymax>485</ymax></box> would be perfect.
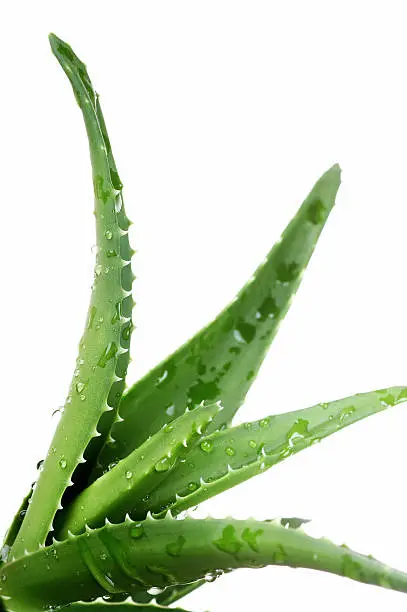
<box><xmin>1</xmin><ymin>1</ymin><xmax>407</xmax><ymax>610</ymax></box>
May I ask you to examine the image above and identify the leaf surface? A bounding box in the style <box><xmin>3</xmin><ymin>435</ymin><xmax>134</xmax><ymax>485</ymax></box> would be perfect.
<box><xmin>2</xmin><ymin>516</ymin><xmax>407</xmax><ymax>610</ymax></box>
<box><xmin>58</xmin><ymin>403</ymin><xmax>221</xmax><ymax>536</ymax></box>
<box><xmin>10</xmin><ymin>33</ymin><xmax>134</xmax><ymax>558</ymax></box>
<box><xmin>120</xmin><ymin>386</ymin><xmax>407</xmax><ymax>519</ymax></box>
<box><xmin>94</xmin><ymin>164</ymin><xmax>341</xmax><ymax>479</ymax></box>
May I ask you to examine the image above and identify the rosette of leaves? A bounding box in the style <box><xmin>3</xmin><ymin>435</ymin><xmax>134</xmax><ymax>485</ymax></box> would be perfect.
<box><xmin>1</xmin><ymin>33</ymin><xmax>406</xmax><ymax>612</ymax></box>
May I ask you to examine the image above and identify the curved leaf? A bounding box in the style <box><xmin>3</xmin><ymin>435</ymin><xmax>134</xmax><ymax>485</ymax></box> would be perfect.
<box><xmin>10</xmin><ymin>33</ymin><xmax>134</xmax><ymax>558</ymax></box>
<box><xmin>2</xmin><ymin>516</ymin><xmax>407</xmax><ymax>610</ymax></box>
<box><xmin>135</xmin><ymin>386</ymin><xmax>407</xmax><ymax>519</ymax></box>
<box><xmin>93</xmin><ymin>164</ymin><xmax>341</xmax><ymax>480</ymax></box>
<box><xmin>57</xmin><ymin>403</ymin><xmax>221</xmax><ymax>536</ymax></box>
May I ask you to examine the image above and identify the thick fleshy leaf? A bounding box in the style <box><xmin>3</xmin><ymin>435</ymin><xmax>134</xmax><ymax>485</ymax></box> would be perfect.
<box><xmin>2</xmin><ymin>516</ymin><xmax>407</xmax><ymax>611</ymax></box>
<box><xmin>133</xmin><ymin>386</ymin><xmax>407</xmax><ymax>519</ymax></box>
<box><xmin>93</xmin><ymin>164</ymin><xmax>341</xmax><ymax>480</ymax></box>
<box><xmin>10</xmin><ymin>34</ymin><xmax>134</xmax><ymax>559</ymax></box>
<box><xmin>57</xmin><ymin>403</ymin><xmax>221</xmax><ymax>537</ymax></box>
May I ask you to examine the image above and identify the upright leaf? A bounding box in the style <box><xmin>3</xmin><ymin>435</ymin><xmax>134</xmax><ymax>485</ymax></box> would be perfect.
<box><xmin>94</xmin><ymin>164</ymin><xmax>341</xmax><ymax>479</ymax></box>
<box><xmin>10</xmin><ymin>34</ymin><xmax>134</xmax><ymax>558</ymax></box>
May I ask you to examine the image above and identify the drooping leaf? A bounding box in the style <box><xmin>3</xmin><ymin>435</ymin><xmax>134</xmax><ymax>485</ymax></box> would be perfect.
<box><xmin>2</xmin><ymin>516</ymin><xmax>407</xmax><ymax>611</ymax></box>
<box><xmin>132</xmin><ymin>386</ymin><xmax>407</xmax><ymax>519</ymax></box>
<box><xmin>10</xmin><ymin>33</ymin><xmax>134</xmax><ymax>559</ymax></box>
<box><xmin>93</xmin><ymin>164</ymin><xmax>341</xmax><ymax>480</ymax></box>
<box><xmin>57</xmin><ymin>403</ymin><xmax>221</xmax><ymax>537</ymax></box>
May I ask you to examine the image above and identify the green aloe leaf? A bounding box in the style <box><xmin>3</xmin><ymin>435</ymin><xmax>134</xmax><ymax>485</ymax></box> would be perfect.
<box><xmin>93</xmin><ymin>163</ymin><xmax>341</xmax><ymax>480</ymax></box>
<box><xmin>133</xmin><ymin>386</ymin><xmax>407</xmax><ymax>519</ymax></box>
<box><xmin>57</xmin><ymin>403</ymin><xmax>221</xmax><ymax>536</ymax></box>
<box><xmin>9</xmin><ymin>34</ymin><xmax>134</xmax><ymax>559</ymax></box>
<box><xmin>2</xmin><ymin>516</ymin><xmax>407</xmax><ymax>611</ymax></box>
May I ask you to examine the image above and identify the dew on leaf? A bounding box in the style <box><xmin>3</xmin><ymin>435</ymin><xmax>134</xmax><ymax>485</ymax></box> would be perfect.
<box><xmin>286</xmin><ymin>418</ymin><xmax>309</xmax><ymax>447</ymax></box>
<box><xmin>200</xmin><ymin>439</ymin><xmax>213</xmax><ymax>453</ymax></box>
<box><xmin>242</xmin><ymin>527</ymin><xmax>263</xmax><ymax>552</ymax></box>
<box><xmin>339</xmin><ymin>406</ymin><xmax>356</xmax><ymax>422</ymax></box>
<box><xmin>166</xmin><ymin>404</ymin><xmax>176</xmax><ymax>417</ymax></box>
<box><xmin>98</xmin><ymin>342</ymin><xmax>118</xmax><ymax>368</ymax></box>
<box><xmin>166</xmin><ymin>535</ymin><xmax>186</xmax><ymax>557</ymax></box>
<box><xmin>155</xmin><ymin>457</ymin><xmax>174</xmax><ymax>472</ymax></box>
<box><xmin>213</xmin><ymin>525</ymin><xmax>243</xmax><ymax>556</ymax></box>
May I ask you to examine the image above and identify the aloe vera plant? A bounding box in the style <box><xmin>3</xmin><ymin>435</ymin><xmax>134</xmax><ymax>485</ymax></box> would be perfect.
<box><xmin>1</xmin><ymin>32</ymin><xmax>407</xmax><ymax>611</ymax></box>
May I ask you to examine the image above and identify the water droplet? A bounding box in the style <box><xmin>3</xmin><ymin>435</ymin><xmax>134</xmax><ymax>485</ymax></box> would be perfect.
<box><xmin>147</xmin><ymin>586</ymin><xmax>165</xmax><ymax>596</ymax></box>
<box><xmin>98</xmin><ymin>342</ymin><xmax>118</xmax><ymax>368</ymax></box>
<box><xmin>205</xmin><ymin>570</ymin><xmax>222</xmax><ymax>583</ymax></box>
<box><xmin>37</xmin><ymin>459</ymin><xmax>44</xmax><ymax>470</ymax></box>
<box><xmin>213</xmin><ymin>525</ymin><xmax>243</xmax><ymax>556</ymax></box>
<box><xmin>163</xmin><ymin>423</ymin><xmax>174</xmax><ymax>433</ymax></box>
<box><xmin>260</xmin><ymin>417</ymin><xmax>271</xmax><ymax>428</ymax></box>
<box><xmin>165</xmin><ymin>404</ymin><xmax>175</xmax><ymax>417</ymax></box>
<box><xmin>125</xmin><ymin>471</ymin><xmax>133</xmax><ymax>480</ymax></box>
<box><xmin>155</xmin><ymin>457</ymin><xmax>174</xmax><ymax>472</ymax></box>
<box><xmin>242</xmin><ymin>527</ymin><xmax>263</xmax><ymax>552</ymax></box>
<box><xmin>80</xmin><ymin>394</ymin><xmax>86</xmax><ymax>401</ymax></box>
<box><xmin>225</xmin><ymin>446</ymin><xmax>235</xmax><ymax>456</ymax></box>
<box><xmin>187</xmin><ymin>482</ymin><xmax>198</xmax><ymax>492</ymax></box>
<box><xmin>106</xmin><ymin>249</ymin><xmax>118</xmax><ymax>258</ymax></box>
<box><xmin>59</xmin><ymin>459</ymin><xmax>67</xmax><ymax>469</ymax></box>
<box><xmin>256</xmin><ymin>296</ymin><xmax>279</xmax><ymax>320</ymax></box>
<box><xmin>100</xmin><ymin>552</ymin><xmax>108</xmax><ymax>561</ymax></box>
<box><xmin>75</xmin><ymin>382</ymin><xmax>85</xmax><ymax>394</ymax></box>
<box><xmin>200</xmin><ymin>439</ymin><xmax>213</xmax><ymax>453</ymax></box>
<box><xmin>130</xmin><ymin>524</ymin><xmax>144</xmax><ymax>539</ymax></box>
<box><xmin>166</xmin><ymin>535</ymin><xmax>186</xmax><ymax>557</ymax></box>
<box><xmin>286</xmin><ymin>418</ymin><xmax>309</xmax><ymax>447</ymax></box>
<box><xmin>156</xmin><ymin>369</ymin><xmax>169</xmax><ymax>386</ymax></box>
<box><xmin>115</xmin><ymin>194</ymin><xmax>123</xmax><ymax>213</ymax></box>
<box><xmin>249</xmin><ymin>440</ymin><xmax>257</xmax><ymax>449</ymax></box>
<box><xmin>339</xmin><ymin>405</ymin><xmax>356</xmax><ymax>422</ymax></box>
<box><xmin>276</xmin><ymin>262</ymin><xmax>300</xmax><ymax>283</ymax></box>
<box><xmin>95</xmin><ymin>264</ymin><xmax>103</xmax><ymax>276</ymax></box>
<box><xmin>1</xmin><ymin>545</ymin><xmax>10</xmax><ymax>563</ymax></box>
<box><xmin>105</xmin><ymin>229</ymin><xmax>113</xmax><ymax>240</ymax></box>
<box><xmin>74</xmin><ymin>368</ymin><xmax>80</xmax><ymax>377</ymax></box>
<box><xmin>307</xmin><ymin>198</ymin><xmax>325</xmax><ymax>225</ymax></box>
<box><xmin>234</xmin><ymin>320</ymin><xmax>256</xmax><ymax>344</ymax></box>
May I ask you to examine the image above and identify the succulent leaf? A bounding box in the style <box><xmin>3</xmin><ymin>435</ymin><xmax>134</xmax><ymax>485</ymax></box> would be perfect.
<box><xmin>2</xmin><ymin>516</ymin><xmax>407</xmax><ymax>610</ymax></box>
<box><xmin>135</xmin><ymin>386</ymin><xmax>407</xmax><ymax>519</ymax></box>
<box><xmin>93</xmin><ymin>164</ymin><xmax>341</xmax><ymax>479</ymax></box>
<box><xmin>57</xmin><ymin>403</ymin><xmax>221</xmax><ymax>536</ymax></box>
<box><xmin>9</xmin><ymin>33</ymin><xmax>133</xmax><ymax>559</ymax></box>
